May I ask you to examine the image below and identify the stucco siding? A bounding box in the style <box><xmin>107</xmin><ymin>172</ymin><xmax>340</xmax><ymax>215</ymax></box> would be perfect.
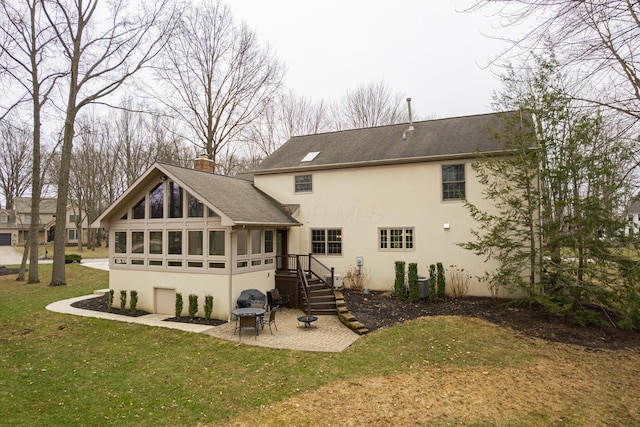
<box><xmin>109</xmin><ymin>269</ymin><xmax>232</xmax><ymax>320</ymax></box>
<box><xmin>255</xmin><ymin>161</ymin><xmax>502</xmax><ymax>297</ymax></box>
<box><xmin>109</xmin><ymin>267</ymin><xmax>277</xmax><ymax>320</ymax></box>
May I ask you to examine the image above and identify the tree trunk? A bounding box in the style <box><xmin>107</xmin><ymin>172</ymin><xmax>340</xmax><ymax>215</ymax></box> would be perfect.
<box><xmin>28</xmin><ymin>86</ymin><xmax>42</xmax><ymax>284</ymax></box>
<box><xmin>16</xmin><ymin>243</ymin><xmax>29</xmax><ymax>282</ymax></box>
<box><xmin>50</xmin><ymin>110</ymin><xmax>76</xmax><ymax>286</ymax></box>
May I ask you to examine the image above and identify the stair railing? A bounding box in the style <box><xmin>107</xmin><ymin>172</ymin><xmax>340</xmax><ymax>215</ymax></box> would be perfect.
<box><xmin>296</xmin><ymin>256</ymin><xmax>311</xmax><ymax>316</ymax></box>
<box><xmin>307</xmin><ymin>253</ymin><xmax>335</xmax><ymax>289</ymax></box>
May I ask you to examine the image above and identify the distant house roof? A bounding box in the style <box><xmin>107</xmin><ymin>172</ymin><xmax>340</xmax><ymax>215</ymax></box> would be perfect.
<box><xmin>0</xmin><ymin>209</ymin><xmax>16</xmax><ymax>228</ymax></box>
<box><xmin>254</xmin><ymin>111</ymin><xmax>530</xmax><ymax>174</ymax></box>
<box><xmin>94</xmin><ymin>163</ymin><xmax>300</xmax><ymax>228</ymax></box>
<box><xmin>13</xmin><ymin>197</ymin><xmax>57</xmax><ymax>214</ymax></box>
<box><xmin>627</xmin><ymin>199</ymin><xmax>640</xmax><ymax>215</ymax></box>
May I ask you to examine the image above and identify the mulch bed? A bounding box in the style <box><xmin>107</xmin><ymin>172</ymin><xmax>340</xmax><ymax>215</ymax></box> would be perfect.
<box><xmin>342</xmin><ymin>289</ymin><xmax>640</xmax><ymax>351</ymax></box>
<box><xmin>71</xmin><ymin>294</ymin><xmax>225</xmax><ymax>325</ymax></box>
<box><xmin>71</xmin><ymin>294</ymin><xmax>151</xmax><ymax>317</ymax></box>
<box><xmin>0</xmin><ymin>266</ymin><xmax>21</xmax><ymax>276</ymax></box>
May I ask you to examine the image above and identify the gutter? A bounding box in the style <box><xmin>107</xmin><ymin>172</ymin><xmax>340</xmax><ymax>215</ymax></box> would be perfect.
<box><xmin>252</xmin><ymin>149</ymin><xmax>518</xmax><ymax>175</ymax></box>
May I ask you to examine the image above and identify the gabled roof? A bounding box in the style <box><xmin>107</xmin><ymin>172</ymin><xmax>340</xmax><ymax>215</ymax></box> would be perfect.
<box><xmin>94</xmin><ymin>163</ymin><xmax>300</xmax><ymax>228</ymax></box>
<box><xmin>254</xmin><ymin>111</ymin><xmax>529</xmax><ymax>173</ymax></box>
<box><xmin>13</xmin><ymin>197</ymin><xmax>57</xmax><ymax>214</ymax></box>
<box><xmin>627</xmin><ymin>199</ymin><xmax>640</xmax><ymax>215</ymax></box>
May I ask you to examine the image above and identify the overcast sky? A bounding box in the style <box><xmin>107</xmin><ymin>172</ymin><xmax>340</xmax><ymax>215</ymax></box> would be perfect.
<box><xmin>229</xmin><ymin>1</ymin><xmax>519</xmax><ymax>120</ymax></box>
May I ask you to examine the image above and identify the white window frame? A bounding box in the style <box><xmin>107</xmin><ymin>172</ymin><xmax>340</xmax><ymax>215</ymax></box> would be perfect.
<box><xmin>295</xmin><ymin>174</ymin><xmax>312</xmax><ymax>192</ymax></box>
<box><xmin>379</xmin><ymin>227</ymin><xmax>414</xmax><ymax>251</ymax></box>
<box><xmin>311</xmin><ymin>228</ymin><xmax>342</xmax><ymax>255</ymax></box>
<box><xmin>442</xmin><ymin>163</ymin><xmax>466</xmax><ymax>201</ymax></box>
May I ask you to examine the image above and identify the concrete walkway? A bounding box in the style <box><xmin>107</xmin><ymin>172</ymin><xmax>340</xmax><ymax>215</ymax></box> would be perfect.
<box><xmin>0</xmin><ymin>246</ymin><xmax>24</xmax><ymax>265</ymax></box>
<box><xmin>46</xmin><ymin>292</ymin><xmax>361</xmax><ymax>353</ymax></box>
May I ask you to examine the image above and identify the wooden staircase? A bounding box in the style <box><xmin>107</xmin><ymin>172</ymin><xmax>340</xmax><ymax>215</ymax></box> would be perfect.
<box><xmin>302</xmin><ymin>278</ymin><xmax>337</xmax><ymax>315</ymax></box>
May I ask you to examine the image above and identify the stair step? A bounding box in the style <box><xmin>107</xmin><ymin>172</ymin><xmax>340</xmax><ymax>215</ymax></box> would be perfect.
<box><xmin>309</xmin><ymin>308</ymin><xmax>337</xmax><ymax>315</ymax></box>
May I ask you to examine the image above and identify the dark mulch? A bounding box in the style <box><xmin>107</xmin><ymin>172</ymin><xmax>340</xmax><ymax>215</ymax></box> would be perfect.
<box><xmin>71</xmin><ymin>294</ymin><xmax>225</xmax><ymax>325</ymax></box>
<box><xmin>71</xmin><ymin>294</ymin><xmax>150</xmax><ymax>317</ymax></box>
<box><xmin>163</xmin><ymin>316</ymin><xmax>226</xmax><ymax>326</ymax></box>
<box><xmin>342</xmin><ymin>289</ymin><xmax>640</xmax><ymax>351</ymax></box>
<box><xmin>0</xmin><ymin>266</ymin><xmax>21</xmax><ymax>276</ymax></box>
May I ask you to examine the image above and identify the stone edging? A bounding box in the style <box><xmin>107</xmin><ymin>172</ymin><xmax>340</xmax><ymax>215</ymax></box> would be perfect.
<box><xmin>334</xmin><ymin>290</ymin><xmax>369</xmax><ymax>335</ymax></box>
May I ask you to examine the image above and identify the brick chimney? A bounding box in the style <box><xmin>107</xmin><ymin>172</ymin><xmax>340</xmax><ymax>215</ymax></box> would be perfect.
<box><xmin>193</xmin><ymin>154</ymin><xmax>216</xmax><ymax>173</ymax></box>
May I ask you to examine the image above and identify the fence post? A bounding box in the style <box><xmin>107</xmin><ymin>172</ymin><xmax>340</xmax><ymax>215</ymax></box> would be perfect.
<box><xmin>330</xmin><ymin>267</ymin><xmax>335</xmax><ymax>290</ymax></box>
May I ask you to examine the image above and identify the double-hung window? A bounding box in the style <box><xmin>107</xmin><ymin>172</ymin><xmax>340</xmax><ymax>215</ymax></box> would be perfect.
<box><xmin>379</xmin><ymin>228</ymin><xmax>414</xmax><ymax>251</ymax></box>
<box><xmin>442</xmin><ymin>164</ymin><xmax>465</xmax><ymax>200</ymax></box>
<box><xmin>295</xmin><ymin>175</ymin><xmax>312</xmax><ymax>192</ymax></box>
<box><xmin>311</xmin><ymin>228</ymin><xmax>342</xmax><ymax>255</ymax></box>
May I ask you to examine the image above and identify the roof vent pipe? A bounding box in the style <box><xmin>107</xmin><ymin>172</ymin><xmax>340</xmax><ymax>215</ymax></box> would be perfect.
<box><xmin>403</xmin><ymin>97</ymin><xmax>415</xmax><ymax>140</ymax></box>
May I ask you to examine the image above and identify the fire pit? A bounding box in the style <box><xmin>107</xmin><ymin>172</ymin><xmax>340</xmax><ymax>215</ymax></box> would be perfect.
<box><xmin>297</xmin><ymin>315</ymin><xmax>318</xmax><ymax>328</ymax></box>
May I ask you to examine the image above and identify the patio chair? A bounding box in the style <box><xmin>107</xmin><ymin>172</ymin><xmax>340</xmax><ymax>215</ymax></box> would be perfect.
<box><xmin>261</xmin><ymin>305</ymin><xmax>279</xmax><ymax>334</ymax></box>
<box><xmin>267</xmin><ymin>289</ymin><xmax>289</xmax><ymax>310</ymax></box>
<box><xmin>249</xmin><ymin>300</ymin><xmax>265</xmax><ymax>323</ymax></box>
<box><xmin>238</xmin><ymin>314</ymin><xmax>258</xmax><ymax>340</ymax></box>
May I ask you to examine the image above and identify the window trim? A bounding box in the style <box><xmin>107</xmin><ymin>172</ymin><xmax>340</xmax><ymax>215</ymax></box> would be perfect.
<box><xmin>294</xmin><ymin>174</ymin><xmax>313</xmax><ymax>193</ymax></box>
<box><xmin>379</xmin><ymin>227</ymin><xmax>415</xmax><ymax>252</ymax></box>
<box><xmin>311</xmin><ymin>228</ymin><xmax>342</xmax><ymax>256</ymax></box>
<box><xmin>442</xmin><ymin>163</ymin><xmax>466</xmax><ymax>201</ymax></box>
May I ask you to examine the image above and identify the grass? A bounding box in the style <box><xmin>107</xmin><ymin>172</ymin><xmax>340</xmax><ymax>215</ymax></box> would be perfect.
<box><xmin>1</xmin><ymin>265</ymin><xmax>639</xmax><ymax>426</ymax></box>
<box><xmin>10</xmin><ymin>244</ymin><xmax>109</xmax><ymax>260</ymax></box>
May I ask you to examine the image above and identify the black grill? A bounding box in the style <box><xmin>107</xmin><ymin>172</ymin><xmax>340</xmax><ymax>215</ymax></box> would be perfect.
<box><xmin>236</xmin><ymin>289</ymin><xmax>266</xmax><ymax>308</ymax></box>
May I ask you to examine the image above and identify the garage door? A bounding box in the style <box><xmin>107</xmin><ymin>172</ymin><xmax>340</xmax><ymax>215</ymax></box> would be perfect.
<box><xmin>0</xmin><ymin>233</ymin><xmax>11</xmax><ymax>246</ymax></box>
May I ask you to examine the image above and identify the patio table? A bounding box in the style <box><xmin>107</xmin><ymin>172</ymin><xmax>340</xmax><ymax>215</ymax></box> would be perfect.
<box><xmin>232</xmin><ymin>307</ymin><xmax>266</xmax><ymax>336</ymax></box>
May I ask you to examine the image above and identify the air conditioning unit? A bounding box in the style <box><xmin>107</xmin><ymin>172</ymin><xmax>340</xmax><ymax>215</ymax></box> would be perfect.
<box><xmin>324</xmin><ymin>273</ymin><xmax>343</xmax><ymax>289</ymax></box>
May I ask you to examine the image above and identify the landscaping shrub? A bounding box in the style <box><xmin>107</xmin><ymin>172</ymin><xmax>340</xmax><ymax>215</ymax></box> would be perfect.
<box><xmin>436</xmin><ymin>262</ymin><xmax>446</xmax><ymax>298</ymax></box>
<box><xmin>448</xmin><ymin>265</ymin><xmax>470</xmax><ymax>298</ymax></box>
<box><xmin>188</xmin><ymin>294</ymin><xmax>198</xmax><ymax>318</ymax></box>
<box><xmin>175</xmin><ymin>293</ymin><xmax>183</xmax><ymax>318</ymax></box>
<box><xmin>108</xmin><ymin>289</ymin><xmax>114</xmax><ymax>309</ymax></box>
<box><xmin>344</xmin><ymin>265</ymin><xmax>366</xmax><ymax>292</ymax></box>
<box><xmin>65</xmin><ymin>254</ymin><xmax>82</xmax><ymax>264</ymax></box>
<box><xmin>130</xmin><ymin>290</ymin><xmax>138</xmax><ymax>311</ymax></box>
<box><xmin>204</xmin><ymin>294</ymin><xmax>213</xmax><ymax>320</ymax></box>
<box><xmin>429</xmin><ymin>264</ymin><xmax>437</xmax><ymax>300</ymax></box>
<box><xmin>408</xmin><ymin>263</ymin><xmax>419</xmax><ymax>303</ymax></box>
<box><xmin>394</xmin><ymin>261</ymin><xmax>406</xmax><ymax>300</ymax></box>
<box><xmin>119</xmin><ymin>290</ymin><xmax>127</xmax><ymax>310</ymax></box>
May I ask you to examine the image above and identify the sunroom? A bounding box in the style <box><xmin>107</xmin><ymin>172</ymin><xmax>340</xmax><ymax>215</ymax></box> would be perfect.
<box><xmin>92</xmin><ymin>161</ymin><xmax>300</xmax><ymax>320</ymax></box>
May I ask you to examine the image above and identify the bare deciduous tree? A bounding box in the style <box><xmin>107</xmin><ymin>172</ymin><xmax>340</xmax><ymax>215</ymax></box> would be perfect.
<box><xmin>43</xmin><ymin>0</ymin><xmax>178</xmax><ymax>286</ymax></box>
<box><xmin>0</xmin><ymin>0</ymin><xmax>62</xmax><ymax>283</ymax></box>
<box><xmin>155</xmin><ymin>0</ymin><xmax>283</xmax><ymax>171</ymax></box>
<box><xmin>0</xmin><ymin>121</ymin><xmax>32</xmax><ymax>210</ymax></box>
<box><xmin>333</xmin><ymin>80</ymin><xmax>409</xmax><ymax>130</ymax></box>
<box><xmin>468</xmin><ymin>1</ymin><xmax>640</xmax><ymax>121</ymax></box>
<box><xmin>245</xmin><ymin>89</ymin><xmax>330</xmax><ymax>160</ymax></box>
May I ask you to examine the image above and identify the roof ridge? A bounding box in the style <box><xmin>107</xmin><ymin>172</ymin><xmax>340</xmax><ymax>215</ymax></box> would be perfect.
<box><xmin>288</xmin><ymin>110</ymin><xmax>519</xmax><ymax>139</ymax></box>
<box><xmin>158</xmin><ymin>161</ymin><xmax>254</xmax><ymax>183</ymax></box>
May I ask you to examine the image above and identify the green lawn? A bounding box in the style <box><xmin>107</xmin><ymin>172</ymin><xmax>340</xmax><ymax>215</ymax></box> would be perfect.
<box><xmin>9</xmin><ymin>244</ymin><xmax>109</xmax><ymax>260</ymax></box>
<box><xmin>1</xmin><ymin>264</ymin><xmax>638</xmax><ymax>426</ymax></box>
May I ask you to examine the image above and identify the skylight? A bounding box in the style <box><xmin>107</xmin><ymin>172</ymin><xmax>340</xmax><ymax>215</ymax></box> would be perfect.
<box><xmin>301</xmin><ymin>151</ymin><xmax>320</xmax><ymax>162</ymax></box>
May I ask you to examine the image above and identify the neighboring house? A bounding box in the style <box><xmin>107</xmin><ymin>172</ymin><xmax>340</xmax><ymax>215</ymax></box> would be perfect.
<box><xmin>0</xmin><ymin>197</ymin><xmax>89</xmax><ymax>246</ymax></box>
<box><xmin>625</xmin><ymin>198</ymin><xmax>640</xmax><ymax>237</ymax></box>
<box><xmin>94</xmin><ymin>111</ymin><xmax>527</xmax><ymax>320</ymax></box>
<box><xmin>0</xmin><ymin>209</ymin><xmax>17</xmax><ymax>246</ymax></box>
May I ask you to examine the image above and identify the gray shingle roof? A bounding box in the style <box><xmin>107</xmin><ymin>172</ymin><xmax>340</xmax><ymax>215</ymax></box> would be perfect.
<box><xmin>159</xmin><ymin>164</ymin><xmax>299</xmax><ymax>226</ymax></box>
<box><xmin>13</xmin><ymin>197</ymin><xmax>57</xmax><ymax>214</ymax></box>
<box><xmin>255</xmin><ymin>111</ymin><xmax>529</xmax><ymax>173</ymax></box>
